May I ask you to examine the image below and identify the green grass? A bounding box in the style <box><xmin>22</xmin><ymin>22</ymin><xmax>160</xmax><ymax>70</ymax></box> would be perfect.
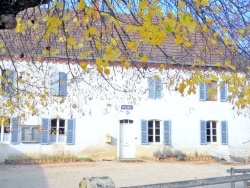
<box><xmin>7</xmin><ymin>154</ymin><xmax>93</xmax><ymax>162</ymax></box>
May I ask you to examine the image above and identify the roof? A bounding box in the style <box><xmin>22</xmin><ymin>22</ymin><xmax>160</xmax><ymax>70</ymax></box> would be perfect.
<box><xmin>0</xmin><ymin>8</ymin><xmax>248</xmax><ymax>71</ymax></box>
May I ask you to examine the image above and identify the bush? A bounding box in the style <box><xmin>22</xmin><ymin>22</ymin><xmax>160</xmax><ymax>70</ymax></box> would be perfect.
<box><xmin>153</xmin><ymin>150</ymin><xmax>163</xmax><ymax>159</ymax></box>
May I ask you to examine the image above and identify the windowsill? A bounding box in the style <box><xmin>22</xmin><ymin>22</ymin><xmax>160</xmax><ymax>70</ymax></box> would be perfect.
<box><xmin>21</xmin><ymin>141</ymin><xmax>39</xmax><ymax>143</ymax></box>
<box><xmin>207</xmin><ymin>142</ymin><xmax>220</xmax><ymax>145</ymax></box>
<box><xmin>50</xmin><ymin>142</ymin><xmax>66</xmax><ymax>144</ymax></box>
<box><xmin>148</xmin><ymin>142</ymin><xmax>162</xmax><ymax>145</ymax></box>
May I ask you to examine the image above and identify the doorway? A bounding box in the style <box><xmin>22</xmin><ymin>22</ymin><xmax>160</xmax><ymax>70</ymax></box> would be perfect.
<box><xmin>119</xmin><ymin>119</ymin><xmax>136</xmax><ymax>158</ymax></box>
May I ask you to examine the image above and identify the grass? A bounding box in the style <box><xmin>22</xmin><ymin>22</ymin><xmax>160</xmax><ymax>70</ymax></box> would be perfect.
<box><xmin>7</xmin><ymin>154</ymin><xmax>93</xmax><ymax>162</ymax></box>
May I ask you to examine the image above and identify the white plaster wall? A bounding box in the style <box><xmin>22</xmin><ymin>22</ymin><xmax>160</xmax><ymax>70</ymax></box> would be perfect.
<box><xmin>0</xmin><ymin>60</ymin><xmax>250</xmax><ymax>162</ymax></box>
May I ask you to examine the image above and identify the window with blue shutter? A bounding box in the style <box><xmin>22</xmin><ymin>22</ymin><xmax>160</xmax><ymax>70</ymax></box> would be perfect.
<box><xmin>148</xmin><ymin>78</ymin><xmax>155</xmax><ymax>99</ymax></box>
<box><xmin>40</xmin><ymin>118</ymin><xmax>50</xmax><ymax>145</ymax></box>
<box><xmin>141</xmin><ymin>120</ymin><xmax>148</xmax><ymax>145</ymax></box>
<box><xmin>163</xmin><ymin>120</ymin><xmax>171</xmax><ymax>145</ymax></box>
<box><xmin>221</xmin><ymin>121</ymin><xmax>228</xmax><ymax>145</ymax></box>
<box><xmin>51</xmin><ymin>72</ymin><xmax>67</xmax><ymax>97</ymax></box>
<box><xmin>220</xmin><ymin>81</ymin><xmax>227</xmax><ymax>102</ymax></box>
<box><xmin>155</xmin><ymin>79</ymin><xmax>162</xmax><ymax>99</ymax></box>
<box><xmin>148</xmin><ymin>77</ymin><xmax>162</xmax><ymax>99</ymax></box>
<box><xmin>10</xmin><ymin>117</ymin><xmax>20</xmax><ymax>145</ymax></box>
<box><xmin>67</xmin><ymin>119</ymin><xmax>75</xmax><ymax>145</ymax></box>
<box><xmin>199</xmin><ymin>83</ymin><xmax>207</xmax><ymax>101</ymax></box>
<box><xmin>200</xmin><ymin>120</ymin><xmax>206</xmax><ymax>145</ymax></box>
<box><xmin>59</xmin><ymin>72</ymin><xmax>67</xmax><ymax>96</ymax></box>
<box><xmin>51</xmin><ymin>72</ymin><xmax>59</xmax><ymax>96</ymax></box>
<box><xmin>1</xmin><ymin>69</ymin><xmax>16</xmax><ymax>95</ymax></box>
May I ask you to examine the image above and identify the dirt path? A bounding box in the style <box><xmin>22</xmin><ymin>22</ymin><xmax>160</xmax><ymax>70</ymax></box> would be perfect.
<box><xmin>1</xmin><ymin>160</ymin><xmax>250</xmax><ymax>188</ymax></box>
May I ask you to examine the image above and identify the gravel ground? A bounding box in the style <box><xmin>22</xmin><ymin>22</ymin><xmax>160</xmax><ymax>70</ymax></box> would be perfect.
<box><xmin>1</xmin><ymin>160</ymin><xmax>250</xmax><ymax>188</ymax></box>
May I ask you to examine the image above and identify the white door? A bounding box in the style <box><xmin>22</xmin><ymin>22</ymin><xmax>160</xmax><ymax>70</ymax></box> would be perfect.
<box><xmin>120</xmin><ymin>120</ymin><xmax>136</xmax><ymax>158</ymax></box>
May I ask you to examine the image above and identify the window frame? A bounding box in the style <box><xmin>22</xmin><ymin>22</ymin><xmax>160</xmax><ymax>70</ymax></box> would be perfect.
<box><xmin>206</xmin><ymin>81</ymin><xmax>217</xmax><ymax>101</ymax></box>
<box><xmin>21</xmin><ymin>125</ymin><xmax>39</xmax><ymax>143</ymax></box>
<box><xmin>50</xmin><ymin>118</ymin><xmax>66</xmax><ymax>143</ymax></box>
<box><xmin>148</xmin><ymin>77</ymin><xmax>162</xmax><ymax>99</ymax></box>
<box><xmin>51</xmin><ymin>72</ymin><xmax>67</xmax><ymax>97</ymax></box>
<box><xmin>1</xmin><ymin>69</ymin><xmax>16</xmax><ymax>95</ymax></box>
<box><xmin>206</xmin><ymin>120</ymin><xmax>218</xmax><ymax>144</ymax></box>
<box><xmin>148</xmin><ymin>120</ymin><xmax>161</xmax><ymax>143</ymax></box>
<box><xmin>0</xmin><ymin>117</ymin><xmax>10</xmax><ymax>142</ymax></box>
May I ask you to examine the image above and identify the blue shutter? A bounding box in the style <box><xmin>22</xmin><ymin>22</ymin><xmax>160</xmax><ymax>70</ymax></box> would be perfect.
<box><xmin>141</xmin><ymin>120</ymin><xmax>148</xmax><ymax>145</ymax></box>
<box><xmin>163</xmin><ymin>120</ymin><xmax>171</xmax><ymax>145</ymax></box>
<box><xmin>148</xmin><ymin>78</ymin><xmax>155</xmax><ymax>99</ymax></box>
<box><xmin>51</xmin><ymin>72</ymin><xmax>59</xmax><ymax>96</ymax></box>
<box><xmin>67</xmin><ymin>118</ymin><xmax>75</xmax><ymax>145</ymax></box>
<box><xmin>59</xmin><ymin>72</ymin><xmax>67</xmax><ymax>96</ymax></box>
<box><xmin>221</xmin><ymin>121</ymin><xmax>228</xmax><ymax>145</ymax></box>
<box><xmin>155</xmin><ymin>79</ymin><xmax>162</xmax><ymax>99</ymax></box>
<box><xmin>40</xmin><ymin>118</ymin><xmax>50</xmax><ymax>145</ymax></box>
<box><xmin>199</xmin><ymin>83</ymin><xmax>207</xmax><ymax>101</ymax></box>
<box><xmin>11</xmin><ymin>117</ymin><xmax>20</xmax><ymax>144</ymax></box>
<box><xmin>200</xmin><ymin>120</ymin><xmax>206</xmax><ymax>145</ymax></box>
<box><xmin>220</xmin><ymin>81</ymin><xmax>227</xmax><ymax>102</ymax></box>
<box><xmin>6</xmin><ymin>70</ymin><xmax>15</xmax><ymax>94</ymax></box>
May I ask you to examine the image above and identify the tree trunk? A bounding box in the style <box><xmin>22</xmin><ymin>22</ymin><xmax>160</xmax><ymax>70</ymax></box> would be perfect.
<box><xmin>0</xmin><ymin>0</ymin><xmax>51</xmax><ymax>29</ymax></box>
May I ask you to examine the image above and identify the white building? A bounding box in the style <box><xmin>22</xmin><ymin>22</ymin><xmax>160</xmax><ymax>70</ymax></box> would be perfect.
<box><xmin>0</xmin><ymin>58</ymin><xmax>250</xmax><ymax>163</ymax></box>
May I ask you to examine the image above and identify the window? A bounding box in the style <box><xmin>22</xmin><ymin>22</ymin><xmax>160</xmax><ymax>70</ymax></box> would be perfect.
<box><xmin>119</xmin><ymin>119</ymin><xmax>133</xmax><ymax>124</ymax></box>
<box><xmin>40</xmin><ymin>118</ymin><xmax>75</xmax><ymax>145</ymax></box>
<box><xmin>148</xmin><ymin>120</ymin><xmax>160</xmax><ymax>142</ymax></box>
<box><xmin>0</xmin><ymin>69</ymin><xmax>16</xmax><ymax>94</ymax></box>
<box><xmin>0</xmin><ymin>117</ymin><xmax>10</xmax><ymax>142</ymax></box>
<box><xmin>200</xmin><ymin>120</ymin><xmax>228</xmax><ymax>145</ymax></box>
<box><xmin>51</xmin><ymin>72</ymin><xmax>67</xmax><ymax>96</ymax></box>
<box><xmin>141</xmin><ymin>120</ymin><xmax>171</xmax><ymax>145</ymax></box>
<box><xmin>50</xmin><ymin>119</ymin><xmax>66</xmax><ymax>143</ymax></box>
<box><xmin>206</xmin><ymin>121</ymin><xmax>217</xmax><ymax>143</ymax></box>
<box><xmin>200</xmin><ymin>81</ymin><xmax>227</xmax><ymax>102</ymax></box>
<box><xmin>21</xmin><ymin>126</ymin><xmax>39</xmax><ymax>143</ymax></box>
<box><xmin>148</xmin><ymin>77</ymin><xmax>162</xmax><ymax>99</ymax></box>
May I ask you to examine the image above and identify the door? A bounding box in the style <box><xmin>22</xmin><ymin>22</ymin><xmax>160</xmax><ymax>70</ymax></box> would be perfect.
<box><xmin>120</xmin><ymin>119</ymin><xmax>136</xmax><ymax>158</ymax></box>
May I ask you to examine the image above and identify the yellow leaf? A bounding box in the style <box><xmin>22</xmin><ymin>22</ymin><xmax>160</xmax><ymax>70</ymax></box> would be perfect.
<box><xmin>77</xmin><ymin>0</ymin><xmax>85</xmax><ymax>10</ymax></box>
<box><xmin>80</xmin><ymin>62</ymin><xmax>88</xmax><ymax>69</ymax></box>
<box><xmin>89</xmin><ymin>27</ymin><xmax>97</xmax><ymax>35</ymax></box>
<box><xmin>72</xmin><ymin>104</ymin><xmax>77</xmax><ymax>109</ymax></box>
<box><xmin>95</xmin><ymin>41</ymin><xmax>102</xmax><ymax>50</ymax></box>
<box><xmin>239</xmin><ymin>29</ymin><xmax>245</xmax><ymax>34</ymax></box>
<box><xmin>141</xmin><ymin>55</ymin><xmax>148</xmax><ymax>63</ymax></box>
<box><xmin>201</xmin><ymin>0</ymin><xmax>208</xmax><ymax>6</ymax></box>
<box><xmin>104</xmin><ymin>68</ymin><xmax>110</xmax><ymax>75</ymax></box>
<box><xmin>210</xmin><ymin>74</ymin><xmax>219</xmax><ymax>82</ymax></box>
<box><xmin>40</xmin><ymin>94</ymin><xmax>46</xmax><ymax>99</ymax></box>
<box><xmin>97</xmin><ymin>66</ymin><xmax>103</xmax><ymax>73</ymax></box>
<box><xmin>124</xmin><ymin>62</ymin><xmax>130</xmax><ymax>69</ymax></box>
<box><xmin>54</xmin><ymin>1</ymin><xmax>63</xmax><ymax>9</ymax></box>
<box><xmin>160</xmin><ymin>64</ymin><xmax>165</xmax><ymax>69</ymax></box>
<box><xmin>67</xmin><ymin>37</ymin><xmax>75</xmax><ymax>45</ymax></box>
<box><xmin>82</xmin><ymin>15</ymin><xmax>89</xmax><ymax>25</ymax></box>
<box><xmin>211</xmin><ymin>39</ymin><xmax>217</xmax><ymax>45</ymax></box>
<box><xmin>215</xmin><ymin>62</ymin><xmax>221</xmax><ymax>67</ymax></box>
<box><xmin>139</xmin><ymin>1</ymin><xmax>148</xmax><ymax>9</ymax></box>
<box><xmin>154</xmin><ymin>75</ymin><xmax>160</xmax><ymax>80</ymax></box>
<box><xmin>184</xmin><ymin>41</ymin><xmax>192</xmax><ymax>47</ymax></box>
<box><xmin>175</xmin><ymin>38</ymin><xmax>182</xmax><ymax>45</ymax></box>
<box><xmin>178</xmin><ymin>0</ymin><xmax>185</xmax><ymax>9</ymax></box>
<box><xmin>201</xmin><ymin>25</ymin><xmax>207</xmax><ymax>32</ymax></box>
<box><xmin>37</xmin><ymin>55</ymin><xmax>42</xmax><ymax>61</ymax></box>
<box><xmin>111</xmin><ymin>38</ymin><xmax>117</xmax><ymax>46</ymax></box>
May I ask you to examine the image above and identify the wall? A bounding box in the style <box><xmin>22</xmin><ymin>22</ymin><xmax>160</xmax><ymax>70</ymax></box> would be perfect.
<box><xmin>0</xmin><ymin>60</ymin><xmax>250</xmax><ymax>162</ymax></box>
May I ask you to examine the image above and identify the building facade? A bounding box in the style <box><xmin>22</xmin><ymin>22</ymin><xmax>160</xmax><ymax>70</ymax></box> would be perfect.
<box><xmin>0</xmin><ymin>59</ymin><xmax>250</xmax><ymax>163</ymax></box>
